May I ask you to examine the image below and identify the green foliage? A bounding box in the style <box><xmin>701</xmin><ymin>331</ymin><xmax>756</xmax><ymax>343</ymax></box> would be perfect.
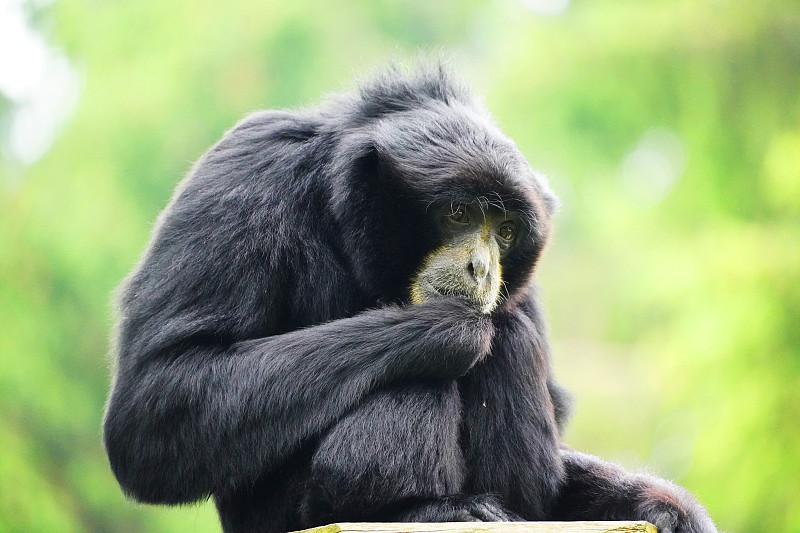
<box><xmin>0</xmin><ymin>0</ymin><xmax>798</xmax><ymax>531</ymax></box>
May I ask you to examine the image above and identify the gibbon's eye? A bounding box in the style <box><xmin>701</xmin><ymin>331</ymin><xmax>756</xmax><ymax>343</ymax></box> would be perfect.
<box><xmin>497</xmin><ymin>221</ymin><xmax>516</xmax><ymax>247</ymax></box>
<box><xmin>447</xmin><ymin>204</ymin><xmax>469</xmax><ymax>224</ymax></box>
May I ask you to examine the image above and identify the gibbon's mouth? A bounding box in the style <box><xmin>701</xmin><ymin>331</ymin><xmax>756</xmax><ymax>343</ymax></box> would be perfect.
<box><xmin>414</xmin><ymin>279</ymin><xmax>498</xmax><ymax>315</ymax></box>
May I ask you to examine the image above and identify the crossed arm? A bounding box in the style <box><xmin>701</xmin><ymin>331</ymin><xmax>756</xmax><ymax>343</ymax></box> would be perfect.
<box><xmin>103</xmin><ymin>297</ymin><xmax>493</xmax><ymax>504</ymax></box>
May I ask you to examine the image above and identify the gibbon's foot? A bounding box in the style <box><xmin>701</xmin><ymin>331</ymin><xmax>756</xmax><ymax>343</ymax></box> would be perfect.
<box><xmin>394</xmin><ymin>494</ymin><xmax>522</xmax><ymax>522</ymax></box>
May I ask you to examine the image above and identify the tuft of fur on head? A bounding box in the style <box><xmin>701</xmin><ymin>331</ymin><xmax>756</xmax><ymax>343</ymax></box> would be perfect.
<box><xmin>355</xmin><ymin>61</ymin><xmax>474</xmax><ymax>117</ymax></box>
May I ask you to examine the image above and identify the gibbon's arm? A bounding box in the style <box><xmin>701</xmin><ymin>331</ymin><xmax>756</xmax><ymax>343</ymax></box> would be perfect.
<box><xmin>104</xmin><ymin>297</ymin><xmax>492</xmax><ymax>505</ymax></box>
<box><xmin>551</xmin><ymin>449</ymin><xmax>717</xmax><ymax>533</ymax></box>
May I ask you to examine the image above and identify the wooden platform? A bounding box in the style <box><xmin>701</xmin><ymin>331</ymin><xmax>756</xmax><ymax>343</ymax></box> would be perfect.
<box><xmin>295</xmin><ymin>522</ymin><xmax>657</xmax><ymax>533</ymax></box>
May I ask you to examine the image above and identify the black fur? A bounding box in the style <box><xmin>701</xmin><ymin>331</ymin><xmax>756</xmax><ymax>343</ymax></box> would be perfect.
<box><xmin>103</xmin><ymin>66</ymin><xmax>717</xmax><ymax>533</ymax></box>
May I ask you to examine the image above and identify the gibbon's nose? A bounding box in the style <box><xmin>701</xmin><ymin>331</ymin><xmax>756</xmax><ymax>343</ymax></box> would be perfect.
<box><xmin>467</xmin><ymin>248</ymin><xmax>490</xmax><ymax>284</ymax></box>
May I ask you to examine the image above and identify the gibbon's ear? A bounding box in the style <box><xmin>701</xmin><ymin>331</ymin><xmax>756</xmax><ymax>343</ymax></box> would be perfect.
<box><xmin>329</xmin><ymin>135</ymin><xmax>381</xmax><ymax>216</ymax></box>
<box><xmin>351</xmin><ymin>141</ymin><xmax>384</xmax><ymax>186</ymax></box>
<box><xmin>353</xmin><ymin>137</ymin><xmax>406</xmax><ymax>186</ymax></box>
<box><xmin>329</xmin><ymin>133</ymin><xmax>411</xmax><ymax>219</ymax></box>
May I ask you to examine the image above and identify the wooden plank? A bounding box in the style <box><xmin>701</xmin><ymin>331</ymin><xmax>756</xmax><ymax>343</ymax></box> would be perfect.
<box><xmin>294</xmin><ymin>522</ymin><xmax>657</xmax><ymax>533</ymax></box>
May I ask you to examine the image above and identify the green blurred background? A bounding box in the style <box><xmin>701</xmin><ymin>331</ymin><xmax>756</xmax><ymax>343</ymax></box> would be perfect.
<box><xmin>1</xmin><ymin>0</ymin><xmax>798</xmax><ymax>531</ymax></box>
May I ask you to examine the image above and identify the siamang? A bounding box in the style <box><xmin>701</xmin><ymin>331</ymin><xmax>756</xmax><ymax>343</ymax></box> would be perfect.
<box><xmin>103</xmin><ymin>66</ymin><xmax>717</xmax><ymax>533</ymax></box>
